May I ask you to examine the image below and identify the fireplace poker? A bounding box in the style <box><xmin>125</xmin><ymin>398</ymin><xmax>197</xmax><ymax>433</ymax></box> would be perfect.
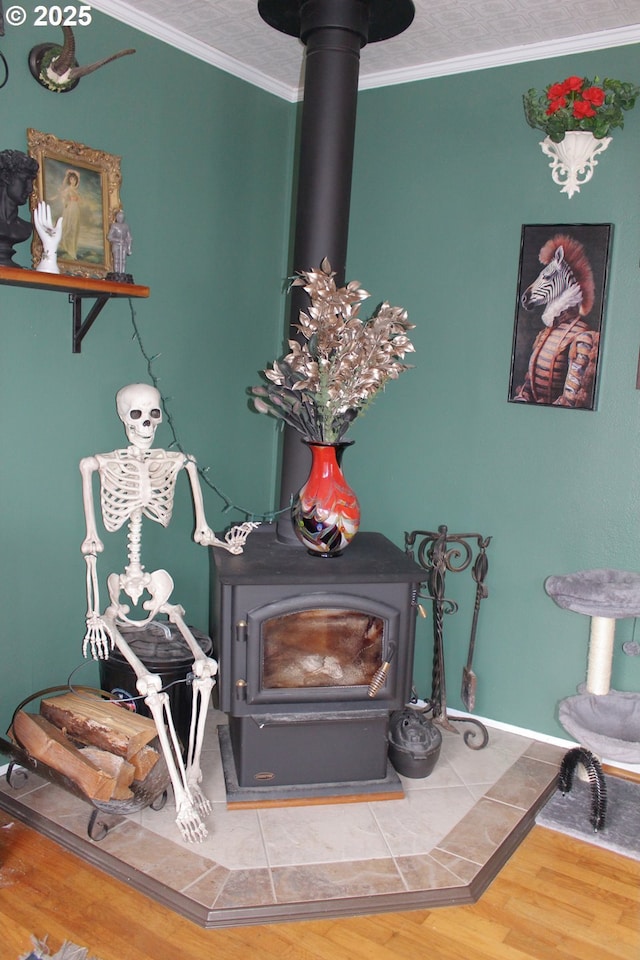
<box><xmin>461</xmin><ymin>538</ymin><xmax>490</xmax><ymax>712</ymax></box>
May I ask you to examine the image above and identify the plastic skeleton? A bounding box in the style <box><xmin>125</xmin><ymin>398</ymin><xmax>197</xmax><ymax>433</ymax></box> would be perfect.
<box><xmin>80</xmin><ymin>384</ymin><xmax>258</xmax><ymax>842</ymax></box>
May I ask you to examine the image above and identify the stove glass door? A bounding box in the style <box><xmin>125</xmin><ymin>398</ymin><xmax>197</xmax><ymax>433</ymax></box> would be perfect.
<box><xmin>262</xmin><ymin>608</ymin><xmax>383</xmax><ymax>689</ymax></box>
<box><xmin>244</xmin><ymin>596</ymin><xmax>399</xmax><ymax>704</ymax></box>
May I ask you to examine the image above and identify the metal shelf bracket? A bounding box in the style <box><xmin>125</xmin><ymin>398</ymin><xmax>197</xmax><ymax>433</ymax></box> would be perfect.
<box><xmin>70</xmin><ymin>293</ymin><xmax>110</xmax><ymax>354</ymax></box>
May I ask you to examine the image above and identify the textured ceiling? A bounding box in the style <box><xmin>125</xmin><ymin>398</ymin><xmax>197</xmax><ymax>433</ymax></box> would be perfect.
<box><xmin>91</xmin><ymin>0</ymin><xmax>640</xmax><ymax>99</ymax></box>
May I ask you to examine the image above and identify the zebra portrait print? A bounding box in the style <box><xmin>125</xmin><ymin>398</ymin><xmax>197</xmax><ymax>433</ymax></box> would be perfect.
<box><xmin>508</xmin><ymin>223</ymin><xmax>612</xmax><ymax>410</ymax></box>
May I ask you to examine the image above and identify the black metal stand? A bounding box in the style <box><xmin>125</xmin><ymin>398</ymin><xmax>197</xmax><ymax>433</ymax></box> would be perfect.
<box><xmin>4</xmin><ymin>748</ymin><xmax>168</xmax><ymax>842</ymax></box>
<box><xmin>405</xmin><ymin>525</ymin><xmax>491</xmax><ymax>750</ymax></box>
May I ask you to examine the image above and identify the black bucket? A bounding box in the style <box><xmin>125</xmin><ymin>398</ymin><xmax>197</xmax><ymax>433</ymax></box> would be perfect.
<box><xmin>98</xmin><ymin>621</ymin><xmax>213</xmax><ymax>753</ymax></box>
<box><xmin>388</xmin><ymin>706</ymin><xmax>442</xmax><ymax>779</ymax></box>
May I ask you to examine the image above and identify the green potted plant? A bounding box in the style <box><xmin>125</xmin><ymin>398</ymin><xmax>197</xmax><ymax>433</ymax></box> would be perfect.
<box><xmin>523</xmin><ymin>74</ymin><xmax>639</xmax><ymax>198</ymax></box>
<box><xmin>523</xmin><ymin>74</ymin><xmax>639</xmax><ymax>142</ymax></box>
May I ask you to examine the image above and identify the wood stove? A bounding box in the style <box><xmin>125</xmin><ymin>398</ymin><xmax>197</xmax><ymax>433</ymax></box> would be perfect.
<box><xmin>211</xmin><ymin>526</ymin><xmax>423</xmax><ymax>790</ymax></box>
<box><xmin>212</xmin><ymin>1</ymin><xmax>420</xmax><ymax>797</ymax></box>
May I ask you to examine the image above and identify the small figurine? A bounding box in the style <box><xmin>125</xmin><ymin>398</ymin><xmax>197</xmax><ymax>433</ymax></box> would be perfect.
<box><xmin>0</xmin><ymin>148</ymin><xmax>39</xmax><ymax>267</ymax></box>
<box><xmin>34</xmin><ymin>201</ymin><xmax>63</xmax><ymax>273</ymax></box>
<box><xmin>107</xmin><ymin>209</ymin><xmax>133</xmax><ymax>282</ymax></box>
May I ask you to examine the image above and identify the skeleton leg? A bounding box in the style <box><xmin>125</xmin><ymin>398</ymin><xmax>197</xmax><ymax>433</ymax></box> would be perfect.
<box><xmin>104</xmin><ymin>611</ymin><xmax>208</xmax><ymax>842</ymax></box>
<box><xmin>159</xmin><ymin>602</ymin><xmax>217</xmax><ymax>817</ymax></box>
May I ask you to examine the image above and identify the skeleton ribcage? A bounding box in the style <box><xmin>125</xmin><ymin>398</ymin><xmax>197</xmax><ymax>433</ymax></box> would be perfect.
<box><xmin>98</xmin><ymin>453</ymin><xmax>183</xmax><ymax>532</ymax></box>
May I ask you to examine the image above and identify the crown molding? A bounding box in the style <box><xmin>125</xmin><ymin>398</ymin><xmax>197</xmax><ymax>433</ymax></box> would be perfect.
<box><xmin>358</xmin><ymin>23</ymin><xmax>640</xmax><ymax>93</ymax></box>
<box><xmin>88</xmin><ymin>0</ymin><xmax>299</xmax><ymax>100</ymax></box>
<box><xmin>89</xmin><ymin>2</ymin><xmax>640</xmax><ymax>102</ymax></box>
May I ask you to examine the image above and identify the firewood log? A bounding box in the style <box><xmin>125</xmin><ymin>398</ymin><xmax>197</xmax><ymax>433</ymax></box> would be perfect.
<box><xmin>128</xmin><ymin>743</ymin><xmax>160</xmax><ymax>782</ymax></box>
<box><xmin>80</xmin><ymin>747</ymin><xmax>135</xmax><ymax>800</ymax></box>
<box><xmin>13</xmin><ymin>711</ymin><xmax>124</xmax><ymax>802</ymax></box>
<box><xmin>40</xmin><ymin>692</ymin><xmax>158</xmax><ymax>759</ymax></box>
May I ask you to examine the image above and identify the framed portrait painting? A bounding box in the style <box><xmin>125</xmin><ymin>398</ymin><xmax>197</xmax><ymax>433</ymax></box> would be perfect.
<box><xmin>508</xmin><ymin>223</ymin><xmax>612</xmax><ymax>410</ymax></box>
<box><xmin>27</xmin><ymin>128</ymin><xmax>122</xmax><ymax>279</ymax></box>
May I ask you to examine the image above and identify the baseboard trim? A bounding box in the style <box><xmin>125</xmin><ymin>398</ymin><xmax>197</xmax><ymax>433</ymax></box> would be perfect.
<box><xmin>446</xmin><ymin>708</ymin><xmax>640</xmax><ymax>778</ymax></box>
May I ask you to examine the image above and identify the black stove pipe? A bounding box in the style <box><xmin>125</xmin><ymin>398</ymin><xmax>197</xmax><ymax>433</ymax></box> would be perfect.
<box><xmin>258</xmin><ymin>0</ymin><xmax>414</xmax><ymax>542</ymax></box>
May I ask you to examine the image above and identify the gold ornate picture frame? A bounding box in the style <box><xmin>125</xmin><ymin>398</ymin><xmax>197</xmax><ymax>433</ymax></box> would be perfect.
<box><xmin>27</xmin><ymin>128</ymin><xmax>122</xmax><ymax>279</ymax></box>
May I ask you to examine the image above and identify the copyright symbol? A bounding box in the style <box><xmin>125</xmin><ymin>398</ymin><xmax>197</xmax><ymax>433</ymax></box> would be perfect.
<box><xmin>5</xmin><ymin>6</ymin><xmax>27</xmax><ymax>26</ymax></box>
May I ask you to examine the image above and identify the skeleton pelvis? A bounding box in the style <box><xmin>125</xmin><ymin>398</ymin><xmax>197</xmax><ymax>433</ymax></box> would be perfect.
<box><xmin>107</xmin><ymin>567</ymin><xmax>175</xmax><ymax>623</ymax></box>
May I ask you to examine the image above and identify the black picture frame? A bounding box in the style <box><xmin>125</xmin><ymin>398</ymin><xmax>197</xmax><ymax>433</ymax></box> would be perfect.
<box><xmin>508</xmin><ymin>223</ymin><xmax>612</xmax><ymax>410</ymax></box>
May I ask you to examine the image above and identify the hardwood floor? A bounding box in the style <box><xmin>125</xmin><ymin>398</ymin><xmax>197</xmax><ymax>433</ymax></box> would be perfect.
<box><xmin>1</xmin><ymin>812</ymin><xmax>637</xmax><ymax>960</ymax></box>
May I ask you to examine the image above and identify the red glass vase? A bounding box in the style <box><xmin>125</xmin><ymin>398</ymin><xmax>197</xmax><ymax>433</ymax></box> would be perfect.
<box><xmin>291</xmin><ymin>442</ymin><xmax>360</xmax><ymax>557</ymax></box>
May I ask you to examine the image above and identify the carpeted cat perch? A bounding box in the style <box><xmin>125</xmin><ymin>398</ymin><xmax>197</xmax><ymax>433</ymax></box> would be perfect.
<box><xmin>545</xmin><ymin>568</ymin><xmax>640</xmax><ymax>830</ymax></box>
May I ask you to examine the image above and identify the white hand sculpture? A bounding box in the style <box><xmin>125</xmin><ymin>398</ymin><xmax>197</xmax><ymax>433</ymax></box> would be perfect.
<box><xmin>34</xmin><ymin>201</ymin><xmax>63</xmax><ymax>273</ymax></box>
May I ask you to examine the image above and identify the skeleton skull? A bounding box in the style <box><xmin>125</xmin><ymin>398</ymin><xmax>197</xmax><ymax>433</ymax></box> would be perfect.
<box><xmin>116</xmin><ymin>383</ymin><xmax>162</xmax><ymax>449</ymax></box>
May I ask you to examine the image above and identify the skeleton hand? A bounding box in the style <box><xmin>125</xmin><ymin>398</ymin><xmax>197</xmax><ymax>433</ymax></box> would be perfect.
<box><xmin>194</xmin><ymin>521</ymin><xmax>259</xmax><ymax>554</ymax></box>
<box><xmin>223</xmin><ymin>521</ymin><xmax>261</xmax><ymax>554</ymax></box>
<box><xmin>34</xmin><ymin>201</ymin><xmax>63</xmax><ymax>272</ymax></box>
<box><xmin>83</xmin><ymin>614</ymin><xmax>114</xmax><ymax>660</ymax></box>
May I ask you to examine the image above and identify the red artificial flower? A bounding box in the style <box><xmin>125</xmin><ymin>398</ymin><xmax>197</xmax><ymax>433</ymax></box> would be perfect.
<box><xmin>547</xmin><ymin>82</ymin><xmax>567</xmax><ymax>100</ymax></box>
<box><xmin>563</xmin><ymin>75</ymin><xmax>585</xmax><ymax>93</ymax></box>
<box><xmin>546</xmin><ymin>96</ymin><xmax>567</xmax><ymax>115</ymax></box>
<box><xmin>582</xmin><ymin>85</ymin><xmax>605</xmax><ymax>106</ymax></box>
<box><xmin>573</xmin><ymin>99</ymin><xmax>596</xmax><ymax>119</ymax></box>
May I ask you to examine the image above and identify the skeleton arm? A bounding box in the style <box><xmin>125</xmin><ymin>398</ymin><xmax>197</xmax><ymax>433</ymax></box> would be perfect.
<box><xmin>79</xmin><ymin>455</ymin><xmax>113</xmax><ymax>658</ymax></box>
<box><xmin>184</xmin><ymin>457</ymin><xmax>258</xmax><ymax>554</ymax></box>
<box><xmin>80</xmin><ymin>456</ymin><xmax>104</xmax><ymax>556</ymax></box>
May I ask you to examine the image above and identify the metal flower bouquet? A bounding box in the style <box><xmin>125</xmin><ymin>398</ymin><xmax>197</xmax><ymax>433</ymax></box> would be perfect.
<box><xmin>250</xmin><ymin>258</ymin><xmax>415</xmax><ymax>443</ymax></box>
<box><xmin>249</xmin><ymin>259</ymin><xmax>415</xmax><ymax>554</ymax></box>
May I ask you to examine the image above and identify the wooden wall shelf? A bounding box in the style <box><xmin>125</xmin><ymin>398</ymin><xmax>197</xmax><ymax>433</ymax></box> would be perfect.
<box><xmin>0</xmin><ymin>265</ymin><xmax>150</xmax><ymax>353</ymax></box>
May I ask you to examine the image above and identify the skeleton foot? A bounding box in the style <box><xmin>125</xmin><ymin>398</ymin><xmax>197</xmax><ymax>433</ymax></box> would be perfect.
<box><xmin>188</xmin><ymin>780</ymin><xmax>212</xmax><ymax>818</ymax></box>
<box><xmin>176</xmin><ymin>798</ymin><xmax>208</xmax><ymax>843</ymax></box>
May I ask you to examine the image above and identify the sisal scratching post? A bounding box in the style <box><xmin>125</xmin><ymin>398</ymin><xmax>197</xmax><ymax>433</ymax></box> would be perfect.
<box><xmin>586</xmin><ymin>616</ymin><xmax>616</xmax><ymax>695</ymax></box>
<box><xmin>581</xmin><ymin>615</ymin><xmax>615</xmax><ymax>780</ymax></box>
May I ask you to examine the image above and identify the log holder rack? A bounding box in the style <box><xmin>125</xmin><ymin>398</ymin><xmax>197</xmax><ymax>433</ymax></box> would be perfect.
<box><xmin>0</xmin><ymin>685</ymin><xmax>169</xmax><ymax>841</ymax></box>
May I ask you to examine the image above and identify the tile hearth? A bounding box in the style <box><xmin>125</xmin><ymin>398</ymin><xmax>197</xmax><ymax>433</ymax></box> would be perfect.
<box><xmin>0</xmin><ymin>711</ymin><xmax>563</xmax><ymax>929</ymax></box>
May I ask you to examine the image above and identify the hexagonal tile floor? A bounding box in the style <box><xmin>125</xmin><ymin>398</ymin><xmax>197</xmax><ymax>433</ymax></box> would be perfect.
<box><xmin>0</xmin><ymin>711</ymin><xmax>563</xmax><ymax>928</ymax></box>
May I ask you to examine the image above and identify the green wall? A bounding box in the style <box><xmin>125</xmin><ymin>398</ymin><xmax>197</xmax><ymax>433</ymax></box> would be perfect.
<box><xmin>1</xmin><ymin>9</ymin><xmax>639</xmax><ymax>754</ymax></box>
<box><xmin>344</xmin><ymin>44</ymin><xmax>640</xmax><ymax>739</ymax></box>
<box><xmin>0</xmin><ymin>12</ymin><xmax>293</xmax><ymax>744</ymax></box>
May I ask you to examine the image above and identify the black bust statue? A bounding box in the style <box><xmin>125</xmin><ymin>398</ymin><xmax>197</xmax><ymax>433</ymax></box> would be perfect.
<box><xmin>0</xmin><ymin>149</ymin><xmax>39</xmax><ymax>267</ymax></box>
